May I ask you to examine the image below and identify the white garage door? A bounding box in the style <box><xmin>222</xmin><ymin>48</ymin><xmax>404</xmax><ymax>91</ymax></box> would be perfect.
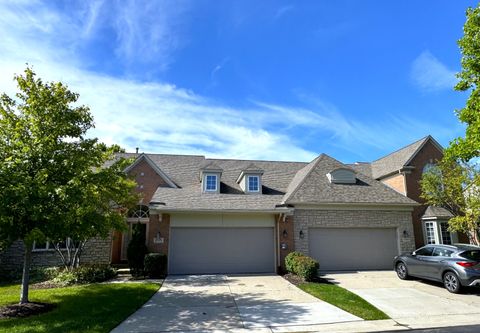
<box><xmin>169</xmin><ymin>227</ymin><xmax>275</xmax><ymax>274</ymax></box>
<box><xmin>309</xmin><ymin>228</ymin><xmax>399</xmax><ymax>271</ymax></box>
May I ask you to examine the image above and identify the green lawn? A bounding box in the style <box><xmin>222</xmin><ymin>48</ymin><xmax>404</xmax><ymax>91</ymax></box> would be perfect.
<box><xmin>300</xmin><ymin>282</ymin><xmax>389</xmax><ymax>320</ymax></box>
<box><xmin>0</xmin><ymin>282</ymin><xmax>160</xmax><ymax>333</ymax></box>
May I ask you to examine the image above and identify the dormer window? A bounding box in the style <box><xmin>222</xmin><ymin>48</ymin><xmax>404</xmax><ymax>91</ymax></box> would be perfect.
<box><xmin>237</xmin><ymin>163</ymin><xmax>264</xmax><ymax>194</ymax></box>
<box><xmin>327</xmin><ymin>168</ymin><xmax>356</xmax><ymax>184</ymax></box>
<box><xmin>204</xmin><ymin>174</ymin><xmax>218</xmax><ymax>192</ymax></box>
<box><xmin>247</xmin><ymin>175</ymin><xmax>260</xmax><ymax>192</ymax></box>
<box><xmin>200</xmin><ymin>161</ymin><xmax>223</xmax><ymax>193</ymax></box>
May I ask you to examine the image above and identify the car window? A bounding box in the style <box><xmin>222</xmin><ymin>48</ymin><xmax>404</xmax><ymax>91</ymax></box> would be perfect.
<box><xmin>415</xmin><ymin>247</ymin><xmax>434</xmax><ymax>256</ymax></box>
<box><xmin>459</xmin><ymin>250</ymin><xmax>480</xmax><ymax>261</ymax></box>
<box><xmin>432</xmin><ymin>248</ymin><xmax>454</xmax><ymax>257</ymax></box>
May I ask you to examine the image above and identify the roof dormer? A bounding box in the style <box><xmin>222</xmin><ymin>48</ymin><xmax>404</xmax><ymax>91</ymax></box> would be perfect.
<box><xmin>200</xmin><ymin>162</ymin><xmax>223</xmax><ymax>193</ymax></box>
<box><xmin>327</xmin><ymin>167</ymin><xmax>356</xmax><ymax>184</ymax></box>
<box><xmin>236</xmin><ymin>164</ymin><xmax>264</xmax><ymax>194</ymax></box>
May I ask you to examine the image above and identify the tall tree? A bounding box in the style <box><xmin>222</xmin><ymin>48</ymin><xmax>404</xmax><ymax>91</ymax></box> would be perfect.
<box><xmin>448</xmin><ymin>4</ymin><xmax>480</xmax><ymax>160</ymax></box>
<box><xmin>0</xmin><ymin>68</ymin><xmax>137</xmax><ymax>304</ymax></box>
<box><xmin>420</xmin><ymin>158</ymin><xmax>480</xmax><ymax>246</ymax></box>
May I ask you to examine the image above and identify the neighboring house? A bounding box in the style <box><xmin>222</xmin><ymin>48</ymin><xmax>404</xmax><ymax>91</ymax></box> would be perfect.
<box><xmin>349</xmin><ymin>135</ymin><xmax>466</xmax><ymax>248</ymax></box>
<box><xmin>2</xmin><ymin>135</ymin><xmax>458</xmax><ymax>275</ymax></box>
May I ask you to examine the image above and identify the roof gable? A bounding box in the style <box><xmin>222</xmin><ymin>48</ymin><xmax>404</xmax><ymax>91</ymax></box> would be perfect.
<box><xmin>371</xmin><ymin>136</ymin><xmax>443</xmax><ymax>179</ymax></box>
<box><xmin>124</xmin><ymin>153</ymin><xmax>178</xmax><ymax>188</ymax></box>
<box><xmin>283</xmin><ymin>154</ymin><xmax>416</xmax><ymax>206</ymax></box>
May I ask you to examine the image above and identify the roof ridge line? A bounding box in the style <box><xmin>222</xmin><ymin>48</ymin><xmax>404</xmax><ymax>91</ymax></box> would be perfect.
<box><xmin>282</xmin><ymin>154</ymin><xmax>326</xmax><ymax>203</ymax></box>
<box><xmin>371</xmin><ymin>136</ymin><xmax>430</xmax><ymax>163</ymax></box>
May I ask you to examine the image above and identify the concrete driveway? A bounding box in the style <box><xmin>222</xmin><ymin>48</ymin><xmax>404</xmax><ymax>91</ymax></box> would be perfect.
<box><xmin>322</xmin><ymin>271</ymin><xmax>480</xmax><ymax>330</ymax></box>
<box><xmin>111</xmin><ymin>274</ymin><xmax>360</xmax><ymax>332</ymax></box>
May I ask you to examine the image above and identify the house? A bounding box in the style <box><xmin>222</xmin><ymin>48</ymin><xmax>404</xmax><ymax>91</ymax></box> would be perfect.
<box><xmin>348</xmin><ymin>135</ymin><xmax>466</xmax><ymax>248</ymax></box>
<box><xmin>2</xmin><ymin>135</ymin><xmax>458</xmax><ymax>275</ymax></box>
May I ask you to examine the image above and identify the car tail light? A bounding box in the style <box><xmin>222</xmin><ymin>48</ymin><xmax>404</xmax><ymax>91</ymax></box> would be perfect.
<box><xmin>456</xmin><ymin>261</ymin><xmax>478</xmax><ymax>268</ymax></box>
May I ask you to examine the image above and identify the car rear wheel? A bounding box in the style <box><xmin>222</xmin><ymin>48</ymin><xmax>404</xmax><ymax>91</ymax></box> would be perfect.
<box><xmin>396</xmin><ymin>262</ymin><xmax>409</xmax><ymax>280</ymax></box>
<box><xmin>443</xmin><ymin>272</ymin><xmax>461</xmax><ymax>294</ymax></box>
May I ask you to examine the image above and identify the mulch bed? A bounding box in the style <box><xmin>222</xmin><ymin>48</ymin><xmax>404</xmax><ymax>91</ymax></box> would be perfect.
<box><xmin>0</xmin><ymin>302</ymin><xmax>56</xmax><ymax>319</ymax></box>
<box><xmin>282</xmin><ymin>273</ymin><xmax>328</xmax><ymax>286</ymax></box>
<box><xmin>31</xmin><ymin>281</ymin><xmax>63</xmax><ymax>290</ymax></box>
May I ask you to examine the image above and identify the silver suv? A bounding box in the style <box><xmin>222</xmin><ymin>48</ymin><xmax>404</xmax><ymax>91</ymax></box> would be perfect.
<box><xmin>393</xmin><ymin>244</ymin><xmax>480</xmax><ymax>293</ymax></box>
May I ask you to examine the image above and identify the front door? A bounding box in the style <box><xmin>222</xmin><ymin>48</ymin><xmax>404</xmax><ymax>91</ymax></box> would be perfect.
<box><xmin>121</xmin><ymin>223</ymin><xmax>147</xmax><ymax>261</ymax></box>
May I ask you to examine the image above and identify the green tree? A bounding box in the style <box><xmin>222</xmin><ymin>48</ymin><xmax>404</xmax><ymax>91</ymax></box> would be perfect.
<box><xmin>448</xmin><ymin>4</ymin><xmax>480</xmax><ymax>160</ymax></box>
<box><xmin>420</xmin><ymin>158</ymin><xmax>480</xmax><ymax>246</ymax></box>
<box><xmin>0</xmin><ymin>68</ymin><xmax>138</xmax><ymax>304</ymax></box>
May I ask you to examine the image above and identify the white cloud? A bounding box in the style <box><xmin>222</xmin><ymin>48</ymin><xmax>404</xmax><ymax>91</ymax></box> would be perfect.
<box><xmin>274</xmin><ymin>5</ymin><xmax>294</xmax><ymax>20</ymax></box>
<box><xmin>0</xmin><ymin>1</ymin><xmax>462</xmax><ymax>163</ymax></box>
<box><xmin>411</xmin><ymin>51</ymin><xmax>457</xmax><ymax>92</ymax></box>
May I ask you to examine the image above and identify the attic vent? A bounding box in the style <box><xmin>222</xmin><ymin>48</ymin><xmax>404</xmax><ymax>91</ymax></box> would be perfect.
<box><xmin>327</xmin><ymin>168</ymin><xmax>356</xmax><ymax>184</ymax></box>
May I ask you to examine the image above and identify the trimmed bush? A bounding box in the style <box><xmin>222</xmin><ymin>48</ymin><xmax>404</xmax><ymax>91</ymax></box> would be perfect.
<box><xmin>127</xmin><ymin>224</ymin><xmax>148</xmax><ymax>277</ymax></box>
<box><xmin>285</xmin><ymin>251</ymin><xmax>304</xmax><ymax>273</ymax></box>
<box><xmin>144</xmin><ymin>253</ymin><xmax>167</xmax><ymax>278</ymax></box>
<box><xmin>284</xmin><ymin>252</ymin><xmax>319</xmax><ymax>281</ymax></box>
<box><xmin>53</xmin><ymin>265</ymin><xmax>117</xmax><ymax>285</ymax></box>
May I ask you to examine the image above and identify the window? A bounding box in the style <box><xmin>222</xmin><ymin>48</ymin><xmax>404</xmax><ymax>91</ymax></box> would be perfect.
<box><xmin>433</xmin><ymin>248</ymin><xmax>454</xmax><ymax>257</ymax></box>
<box><xmin>440</xmin><ymin>222</ymin><xmax>452</xmax><ymax>245</ymax></box>
<box><xmin>459</xmin><ymin>250</ymin><xmax>480</xmax><ymax>261</ymax></box>
<box><xmin>247</xmin><ymin>175</ymin><xmax>259</xmax><ymax>192</ymax></box>
<box><xmin>416</xmin><ymin>246</ymin><xmax>434</xmax><ymax>256</ymax></box>
<box><xmin>425</xmin><ymin>222</ymin><xmax>436</xmax><ymax>244</ymax></box>
<box><xmin>423</xmin><ymin>220</ymin><xmax>456</xmax><ymax>245</ymax></box>
<box><xmin>205</xmin><ymin>174</ymin><xmax>217</xmax><ymax>191</ymax></box>
<box><xmin>33</xmin><ymin>239</ymin><xmax>69</xmax><ymax>251</ymax></box>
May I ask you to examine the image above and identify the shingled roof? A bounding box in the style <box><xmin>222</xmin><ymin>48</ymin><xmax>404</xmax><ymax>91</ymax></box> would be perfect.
<box><xmin>348</xmin><ymin>136</ymin><xmax>443</xmax><ymax>180</ymax></box>
<box><xmin>282</xmin><ymin>154</ymin><xmax>416</xmax><ymax>206</ymax></box>
<box><xmin>110</xmin><ymin>151</ymin><xmax>418</xmax><ymax>212</ymax></box>
<box><xmin>422</xmin><ymin>206</ymin><xmax>453</xmax><ymax>219</ymax></box>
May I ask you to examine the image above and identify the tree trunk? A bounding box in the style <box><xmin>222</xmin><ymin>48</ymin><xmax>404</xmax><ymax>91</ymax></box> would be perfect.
<box><xmin>20</xmin><ymin>242</ymin><xmax>32</xmax><ymax>304</ymax></box>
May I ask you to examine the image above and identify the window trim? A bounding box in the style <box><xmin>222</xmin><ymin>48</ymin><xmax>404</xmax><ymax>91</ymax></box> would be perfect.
<box><xmin>422</xmin><ymin>220</ymin><xmax>456</xmax><ymax>245</ymax></box>
<box><xmin>33</xmin><ymin>239</ymin><xmax>70</xmax><ymax>252</ymax></box>
<box><xmin>204</xmin><ymin>173</ymin><xmax>218</xmax><ymax>192</ymax></box>
<box><xmin>247</xmin><ymin>175</ymin><xmax>260</xmax><ymax>192</ymax></box>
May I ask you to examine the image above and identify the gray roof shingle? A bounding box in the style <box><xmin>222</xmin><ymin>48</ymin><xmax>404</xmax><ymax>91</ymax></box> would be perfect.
<box><xmin>283</xmin><ymin>154</ymin><xmax>416</xmax><ymax>205</ymax></box>
<box><xmin>422</xmin><ymin>206</ymin><xmax>453</xmax><ymax>219</ymax></box>
<box><xmin>370</xmin><ymin>136</ymin><xmax>432</xmax><ymax>179</ymax></box>
<box><xmin>116</xmin><ymin>151</ymin><xmax>418</xmax><ymax>211</ymax></box>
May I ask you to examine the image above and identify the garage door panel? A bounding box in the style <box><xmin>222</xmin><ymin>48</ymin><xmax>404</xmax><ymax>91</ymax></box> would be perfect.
<box><xmin>309</xmin><ymin>228</ymin><xmax>398</xmax><ymax>271</ymax></box>
<box><xmin>169</xmin><ymin>227</ymin><xmax>274</xmax><ymax>274</ymax></box>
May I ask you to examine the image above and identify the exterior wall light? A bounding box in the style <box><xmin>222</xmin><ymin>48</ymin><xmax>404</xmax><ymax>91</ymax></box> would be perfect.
<box><xmin>299</xmin><ymin>230</ymin><xmax>304</xmax><ymax>239</ymax></box>
<box><xmin>282</xmin><ymin>230</ymin><xmax>288</xmax><ymax>238</ymax></box>
<box><xmin>403</xmin><ymin>230</ymin><xmax>409</xmax><ymax>237</ymax></box>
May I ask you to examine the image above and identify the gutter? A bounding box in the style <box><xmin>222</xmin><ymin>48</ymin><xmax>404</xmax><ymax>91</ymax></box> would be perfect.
<box><xmin>149</xmin><ymin>205</ymin><xmax>294</xmax><ymax>215</ymax></box>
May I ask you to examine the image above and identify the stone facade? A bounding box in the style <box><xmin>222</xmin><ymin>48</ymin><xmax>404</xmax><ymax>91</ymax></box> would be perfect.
<box><xmin>293</xmin><ymin>209</ymin><xmax>415</xmax><ymax>255</ymax></box>
<box><xmin>0</xmin><ymin>236</ymin><xmax>112</xmax><ymax>273</ymax></box>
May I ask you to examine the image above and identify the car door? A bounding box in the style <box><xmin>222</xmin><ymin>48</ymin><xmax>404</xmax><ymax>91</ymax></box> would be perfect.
<box><xmin>407</xmin><ymin>246</ymin><xmax>434</xmax><ymax>277</ymax></box>
<box><xmin>427</xmin><ymin>247</ymin><xmax>455</xmax><ymax>281</ymax></box>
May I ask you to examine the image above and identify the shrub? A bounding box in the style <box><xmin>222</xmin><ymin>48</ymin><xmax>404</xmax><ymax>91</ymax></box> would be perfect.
<box><xmin>52</xmin><ymin>265</ymin><xmax>117</xmax><ymax>285</ymax></box>
<box><xmin>285</xmin><ymin>251</ymin><xmax>304</xmax><ymax>273</ymax></box>
<box><xmin>144</xmin><ymin>253</ymin><xmax>167</xmax><ymax>278</ymax></box>
<box><xmin>127</xmin><ymin>224</ymin><xmax>148</xmax><ymax>277</ymax></box>
<box><xmin>284</xmin><ymin>252</ymin><xmax>319</xmax><ymax>281</ymax></box>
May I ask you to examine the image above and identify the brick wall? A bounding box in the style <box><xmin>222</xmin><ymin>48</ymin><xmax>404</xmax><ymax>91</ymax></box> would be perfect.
<box><xmin>277</xmin><ymin>214</ymin><xmax>295</xmax><ymax>271</ymax></box>
<box><xmin>405</xmin><ymin>140</ymin><xmax>443</xmax><ymax>247</ymax></box>
<box><xmin>293</xmin><ymin>209</ymin><xmax>415</xmax><ymax>255</ymax></box>
<box><xmin>129</xmin><ymin>158</ymin><xmax>170</xmax><ymax>204</ymax></box>
<box><xmin>147</xmin><ymin>213</ymin><xmax>170</xmax><ymax>255</ymax></box>
<box><xmin>0</xmin><ymin>236</ymin><xmax>112</xmax><ymax>273</ymax></box>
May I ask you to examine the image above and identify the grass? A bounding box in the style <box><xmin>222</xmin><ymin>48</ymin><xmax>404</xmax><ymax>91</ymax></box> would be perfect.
<box><xmin>0</xmin><ymin>282</ymin><xmax>160</xmax><ymax>333</ymax></box>
<box><xmin>299</xmin><ymin>282</ymin><xmax>389</xmax><ymax>320</ymax></box>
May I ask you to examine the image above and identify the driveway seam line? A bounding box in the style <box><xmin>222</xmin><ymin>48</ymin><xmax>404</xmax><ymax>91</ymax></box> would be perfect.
<box><xmin>226</xmin><ymin>275</ymin><xmax>247</xmax><ymax>329</ymax></box>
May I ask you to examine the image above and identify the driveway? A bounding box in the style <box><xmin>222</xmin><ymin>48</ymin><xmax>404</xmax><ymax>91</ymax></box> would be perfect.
<box><xmin>111</xmin><ymin>274</ymin><xmax>360</xmax><ymax>332</ymax></box>
<box><xmin>322</xmin><ymin>271</ymin><xmax>480</xmax><ymax>330</ymax></box>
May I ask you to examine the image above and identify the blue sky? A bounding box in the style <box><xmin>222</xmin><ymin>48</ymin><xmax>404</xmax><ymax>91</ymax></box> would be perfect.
<box><xmin>0</xmin><ymin>0</ymin><xmax>473</xmax><ymax>162</ymax></box>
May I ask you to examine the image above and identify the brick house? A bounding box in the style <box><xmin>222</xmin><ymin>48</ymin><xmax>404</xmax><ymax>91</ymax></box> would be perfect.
<box><xmin>1</xmin><ymin>135</ymin><xmax>459</xmax><ymax>274</ymax></box>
